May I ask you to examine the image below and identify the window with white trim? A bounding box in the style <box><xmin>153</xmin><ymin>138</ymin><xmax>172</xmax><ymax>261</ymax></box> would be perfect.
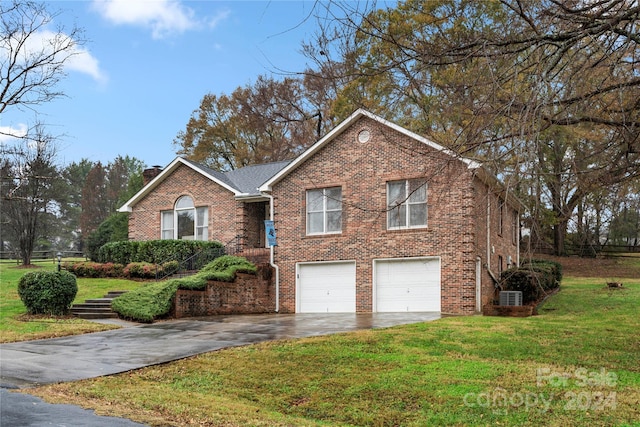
<box><xmin>387</xmin><ymin>179</ymin><xmax>427</xmax><ymax>229</ymax></box>
<box><xmin>307</xmin><ymin>187</ymin><xmax>342</xmax><ymax>235</ymax></box>
<box><xmin>161</xmin><ymin>196</ymin><xmax>208</xmax><ymax>240</ymax></box>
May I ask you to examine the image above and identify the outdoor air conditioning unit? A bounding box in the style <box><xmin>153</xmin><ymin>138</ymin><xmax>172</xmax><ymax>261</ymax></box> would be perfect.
<box><xmin>499</xmin><ymin>291</ymin><xmax>523</xmax><ymax>306</ymax></box>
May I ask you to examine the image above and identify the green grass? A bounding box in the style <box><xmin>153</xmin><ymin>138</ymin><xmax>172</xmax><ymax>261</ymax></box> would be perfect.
<box><xmin>0</xmin><ymin>259</ymin><xmax>144</xmax><ymax>342</ymax></box>
<box><xmin>27</xmin><ymin>274</ymin><xmax>640</xmax><ymax>426</ymax></box>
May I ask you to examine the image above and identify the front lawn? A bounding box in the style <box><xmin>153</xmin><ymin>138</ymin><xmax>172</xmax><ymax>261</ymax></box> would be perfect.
<box><xmin>25</xmin><ymin>272</ymin><xmax>640</xmax><ymax>426</ymax></box>
<box><xmin>0</xmin><ymin>260</ymin><xmax>143</xmax><ymax>343</ymax></box>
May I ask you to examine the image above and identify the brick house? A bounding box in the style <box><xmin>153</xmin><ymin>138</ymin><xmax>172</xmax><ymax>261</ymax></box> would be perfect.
<box><xmin>119</xmin><ymin>109</ymin><xmax>520</xmax><ymax>315</ymax></box>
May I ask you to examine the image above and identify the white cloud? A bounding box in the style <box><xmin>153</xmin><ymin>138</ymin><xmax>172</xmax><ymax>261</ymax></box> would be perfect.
<box><xmin>91</xmin><ymin>0</ymin><xmax>207</xmax><ymax>39</ymax></box>
<box><xmin>207</xmin><ymin>9</ymin><xmax>231</xmax><ymax>29</ymax></box>
<box><xmin>66</xmin><ymin>45</ymin><xmax>108</xmax><ymax>85</ymax></box>
<box><xmin>0</xmin><ymin>123</ymin><xmax>28</xmax><ymax>143</ymax></box>
<box><xmin>15</xmin><ymin>30</ymin><xmax>107</xmax><ymax>85</ymax></box>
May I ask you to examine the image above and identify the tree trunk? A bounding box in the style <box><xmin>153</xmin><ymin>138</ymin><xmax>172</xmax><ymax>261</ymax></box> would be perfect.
<box><xmin>553</xmin><ymin>219</ymin><xmax>566</xmax><ymax>256</ymax></box>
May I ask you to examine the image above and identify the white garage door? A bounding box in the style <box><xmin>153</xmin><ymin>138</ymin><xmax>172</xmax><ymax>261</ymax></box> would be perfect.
<box><xmin>297</xmin><ymin>261</ymin><xmax>356</xmax><ymax>313</ymax></box>
<box><xmin>374</xmin><ymin>257</ymin><xmax>441</xmax><ymax>312</ymax></box>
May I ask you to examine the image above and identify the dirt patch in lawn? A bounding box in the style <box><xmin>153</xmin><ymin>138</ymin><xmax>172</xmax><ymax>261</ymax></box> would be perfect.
<box><xmin>533</xmin><ymin>254</ymin><xmax>640</xmax><ymax>278</ymax></box>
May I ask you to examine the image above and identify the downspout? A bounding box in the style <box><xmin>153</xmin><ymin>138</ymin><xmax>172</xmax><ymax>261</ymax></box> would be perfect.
<box><xmin>486</xmin><ymin>194</ymin><xmax>500</xmax><ymax>289</ymax></box>
<box><xmin>264</xmin><ymin>192</ymin><xmax>279</xmax><ymax>312</ymax></box>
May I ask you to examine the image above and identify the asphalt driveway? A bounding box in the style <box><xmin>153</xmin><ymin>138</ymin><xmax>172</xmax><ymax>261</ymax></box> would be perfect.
<box><xmin>0</xmin><ymin>312</ymin><xmax>440</xmax><ymax>388</ymax></box>
<box><xmin>0</xmin><ymin>312</ymin><xmax>440</xmax><ymax>426</ymax></box>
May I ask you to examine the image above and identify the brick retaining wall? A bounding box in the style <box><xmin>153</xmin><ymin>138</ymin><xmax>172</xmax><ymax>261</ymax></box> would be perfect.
<box><xmin>173</xmin><ymin>265</ymin><xmax>275</xmax><ymax>317</ymax></box>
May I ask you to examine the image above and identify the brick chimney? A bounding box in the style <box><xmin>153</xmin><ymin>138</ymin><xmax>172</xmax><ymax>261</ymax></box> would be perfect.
<box><xmin>142</xmin><ymin>165</ymin><xmax>163</xmax><ymax>185</ymax></box>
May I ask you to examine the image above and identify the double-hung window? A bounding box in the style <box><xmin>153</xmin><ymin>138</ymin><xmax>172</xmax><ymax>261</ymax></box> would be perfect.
<box><xmin>387</xmin><ymin>179</ymin><xmax>427</xmax><ymax>229</ymax></box>
<box><xmin>307</xmin><ymin>187</ymin><xmax>342</xmax><ymax>235</ymax></box>
<box><xmin>161</xmin><ymin>196</ymin><xmax>208</xmax><ymax>240</ymax></box>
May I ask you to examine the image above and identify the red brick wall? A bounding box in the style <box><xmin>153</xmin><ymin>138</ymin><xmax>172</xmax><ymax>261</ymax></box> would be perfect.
<box><xmin>238</xmin><ymin>201</ymin><xmax>267</xmax><ymax>248</ymax></box>
<box><xmin>173</xmin><ymin>267</ymin><xmax>275</xmax><ymax>317</ymax></box>
<box><xmin>473</xmin><ymin>178</ymin><xmax>520</xmax><ymax>309</ymax></box>
<box><xmin>271</xmin><ymin>116</ymin><xmax>482</xmax><ymax>314</ymax></box>
<box><xmin>128</xmin><ymin>164</ymin><xmax>239</xmax><ymax>244</ymax></box>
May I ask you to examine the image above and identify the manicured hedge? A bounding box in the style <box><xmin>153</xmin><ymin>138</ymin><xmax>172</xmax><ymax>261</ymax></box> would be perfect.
<box><xmin>500</xmin><ymin>259</ymin><xmax>562</xmax><ymax>304</ymax></box>
<box><xmin>18</xmin><ymin>271</ymin><xmax>78</xmax><ymax>315</ymax></box>
<box><xmin>63</xmin><ymin>260</ymin><xmax>179</xmax><ymax>279</ymax></box>
<box><xmin>63</xmin><ymin>262</ymin><xmax>124</xmax><ymax>278</ymax></box>
<box><xmin>111</xmin><ymin>280</ymin><xmax>180</xmax><ymax>323</ymax></box>
<box><xmin>196</xmin><ymin>255</ymin><xmax>257</xmax><ymax>285</ymax></box>
<box><xmin>95</xmin><ymin>240</ymin><xmax>224</xmax><ymax>265</ymax></box>
<box><xmin>111</xmin><ymin>256</ymin><xmax>257</xmax><ymax>322</ymax></box>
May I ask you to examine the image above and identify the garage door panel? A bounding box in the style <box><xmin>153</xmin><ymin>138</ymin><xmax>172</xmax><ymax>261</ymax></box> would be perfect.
<box><xmin>298</xmin><ymin>262</ymin><xmax>356</xmax><ymax>313</ymax></box>
<box><xmin>375</xmin><ymin>258</ymin><xmax>441</xmax><ymax>312</ymax></box>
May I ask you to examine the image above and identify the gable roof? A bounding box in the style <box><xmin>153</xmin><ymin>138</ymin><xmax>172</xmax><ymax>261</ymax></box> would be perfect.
<box><xmin>118</xmin><ymin>157</ymin><xmax>291</xmax><ymax>212</ymax></box>
<box><xmin>225</xmin><ymin>160</ymin><xmax>292</xmax><ymax>195</ymax></box>
<box><xmin>259</xmin><ymin>109</ymin><xmax>481</xmax><ymax>192</ymax></box>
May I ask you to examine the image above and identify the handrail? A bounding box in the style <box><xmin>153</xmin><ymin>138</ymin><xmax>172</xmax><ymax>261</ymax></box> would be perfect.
<box><xmin>154</xmin><ymin>245</ymin><xmax>226</xmax><ymax>281</ymax></box>
<box><xmin>153</xmin><ymin>236</ymin><xmax>269</xmax><ymax>281</ymax></box>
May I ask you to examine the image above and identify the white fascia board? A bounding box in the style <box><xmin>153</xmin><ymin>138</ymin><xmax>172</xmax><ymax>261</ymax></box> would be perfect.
<box><xmin>235</xmin><ymin>193</ymin><xmax>270</xmax><ymax>202</ymax></box>
<box><xmin>466</xmin><ymin>159</ymin><xmax>482</xmax><ymax>170</ymax></box>
<box><xmin>259</xmin><ymin>109</ymin><xmax>371</xmax><ymax>192</ymax></box>
<box><xmin>364</xmin><ymin>111</ymin><xmax>480</xmax><ymax>169</ymax></box>
<box><xmin>117</xmin><ymin>157</ymin><xmax>239</xmax><ymax>212</ymax></box>
<box><xmin>117</xmin><ymin>157</ymin><xmax>183</xmax><ymax>212</ymax></box>
<box><xmin>259</xmin><ymin>109</ymin><xmax>480</xmax><ymax>191</ymax></box>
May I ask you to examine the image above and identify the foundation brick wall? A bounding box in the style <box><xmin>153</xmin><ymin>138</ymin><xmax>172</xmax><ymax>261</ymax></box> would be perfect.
<box><xmin>173</xmin><ymin>266</ymin><xmax>275</xmax><ymax>317</ymax></box>
<box><xmin>271</xmin><ymin>116</ymin><xmax>494</xmax><ymax>314</ymax></box>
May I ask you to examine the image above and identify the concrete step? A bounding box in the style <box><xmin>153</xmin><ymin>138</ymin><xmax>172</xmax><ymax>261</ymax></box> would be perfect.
<box><xmin>71</xmin><ymin>308</ymin><xmax>119</xmax><ymax>319</ymax></box>
<box><xmin>104</xmin><ymin>291</ymin><xmax>127</xmax><ymax>298</ymax></box>
<box><xmin>71</xmin><ymin>290</ymin><xmax>128</xmax><ymax>319</ymax></box>
<box><xmin>73</xmin><ymin>311</ymin><xmax>119</xmax><ymax>319</ymax></box>
<box><xmin>83</xmin><ymin>298</ymin><xmax>113</xmax><ymax>304</ymax></box>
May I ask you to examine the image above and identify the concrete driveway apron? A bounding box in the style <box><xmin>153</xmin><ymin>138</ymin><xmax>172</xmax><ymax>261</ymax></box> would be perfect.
<box><xmin>0</xmin><ymin>312</ymin><xmax>440</xmax><ymax>388</ymax></box>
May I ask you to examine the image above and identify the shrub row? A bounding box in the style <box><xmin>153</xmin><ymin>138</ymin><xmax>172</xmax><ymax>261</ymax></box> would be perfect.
<box><xmin>111</xmin><ymin>256</ymin><xmax>257</xmax><ymax>322</ymax></box>
<box><xmin>18</xmin><ymin>271</ymin><xmax>78</xmax><ymax>315</ymax></box>
<box><xmin>64</xmin><ymin>261</ymin><xmax>179</xmax><ymax>279</ymax></box>
<box><xmin>500</xmin><ymin>259</ymin><xmax>562</xmax><ymax>304</ymax></box>
<box><xmin>95</xmin><ymin>240</ymin><xmax>224</xmax><ymax>265</ymax></box>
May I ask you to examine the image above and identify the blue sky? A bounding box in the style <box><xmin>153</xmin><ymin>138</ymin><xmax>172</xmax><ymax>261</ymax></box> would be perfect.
<box><xmin>1</xmin><ymin>1</ymin><xmax>326</xmax><ymax>168</ymax></box>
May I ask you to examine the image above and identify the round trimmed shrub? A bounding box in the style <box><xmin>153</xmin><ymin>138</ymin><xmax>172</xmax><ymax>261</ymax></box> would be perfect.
<box><xmin>17</xmin><ymin>271</ymin><xmax>78</xmax><ymax>315</ymax></box>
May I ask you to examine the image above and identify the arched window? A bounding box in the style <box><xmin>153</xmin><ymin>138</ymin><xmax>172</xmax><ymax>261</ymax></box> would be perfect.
<box><xmin>161</xmin><ymin>196</ymin><xmax>208</xmax><ymax>240</ymax></box>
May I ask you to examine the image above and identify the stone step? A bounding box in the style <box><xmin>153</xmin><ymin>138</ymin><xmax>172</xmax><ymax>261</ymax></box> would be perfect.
<box><xmin>70</xmin><ymin>290</ymin><xmax>127</xmax><ymax>319</ymax></box>
<box><xmin>83</xmin><ymin>298</ymin><xmax>114</xmax><ymax>304</ymax></box>
<box><xmin>73</xmin><ymin>302</ymin><xmax>112</xmax><ymax>309</ymax></box>
<box><xmin>71</xmin><ymin>306</ymin><xmax>115</xmax><ymax>313</ymax></box>
<box><xmin>71</xmin><ymin>308</ymin><xmax>119</xmax><ymax>319</ymax></box>
<box><xmin>73</xmin><ymin>311</ymin><xmax>119</xmax><ymax>319</ymax></box>
<box><xmin>104</xmin><ymin>291</ymin><xmax>127</xmax><ymax>297</ymax></box>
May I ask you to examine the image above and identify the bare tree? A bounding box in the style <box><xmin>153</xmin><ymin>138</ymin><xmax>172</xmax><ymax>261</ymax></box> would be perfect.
<box><xmin>306</xmin><ymin>0</ymin><xmax>640</xmax><ymax>255</ymax></box>
<box><xmin>0</xmin><ymin>0</ymin><xmax>84</xmax><ymax>121</ymax></box>
<box><xmin>1</xmin><ymin>1</ymin><xmax>84</xmax><ymax>262</ymax></box>
<box><xmin>174</xmin><ymin>76</ymin><xmax>325</xmax><ymax>171</ymax></box>
<box><xmin>0</xmin><ymin>126</ymin><xmax>59</xmax><ymax>265</ymax></box>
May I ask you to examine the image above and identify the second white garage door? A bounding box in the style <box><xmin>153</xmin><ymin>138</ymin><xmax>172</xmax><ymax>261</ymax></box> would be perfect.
<box><xmin>374</xmin><ymin>257</ymin><xmax>441</xmax><ymax>312</ymax></box>
<box><xmin>297</xmin><ymin>261</ymin><xmax>356</xmax><ymax>313</ymax></box>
